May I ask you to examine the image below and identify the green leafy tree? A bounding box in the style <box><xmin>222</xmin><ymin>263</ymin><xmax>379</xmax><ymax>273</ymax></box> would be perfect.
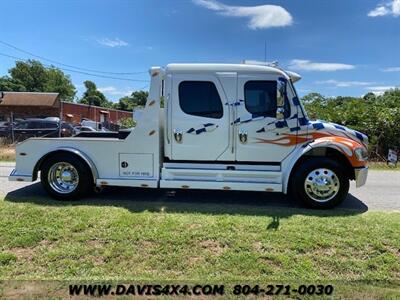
<box><xmin>0</xmin><ymin>76</ymin><xmax>26</xmax><ymax>92</ymax></box>
<box><xmin>131</xmin><ymin>90</ymin><xmax>148</xmax><ymax>107</ymax></box>
<box><xmin>79</xmin><ymin>80</ymin><xmax>112</xmax><ymax>107</ymax></box>
<box><xmin>301</xmin><ymin>89</ymin><xmax>400</xmax><ymax>159</ymax></box>
<box><xmin>44</xmin><ymin>68</ymin><xmax>76</xmax><ymax>102</ymax></box>
<box><xmin>115</xmin><ymin>90</ymin><xmax>149</xmax><ymax>111</ymax></box>
<box><xmin>6</xmin><ymin>60</ymin><xmax>76</xmax><ymax>101</ymax></box>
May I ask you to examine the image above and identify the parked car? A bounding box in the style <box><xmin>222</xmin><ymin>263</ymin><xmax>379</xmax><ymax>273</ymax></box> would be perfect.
<box><xmin>73</xmin><ymin>125</ymin><xmax>97</xmax><ymax>133</ymax></box>
<box><xmin>1</xmin><ymin>118</ymin><xmax>74</xmax><ymax>142</ymax></box>
<box><xmin>0</xmin><ymin>122</ymin><xmax>14</xmax><ymax>139</ymax></box>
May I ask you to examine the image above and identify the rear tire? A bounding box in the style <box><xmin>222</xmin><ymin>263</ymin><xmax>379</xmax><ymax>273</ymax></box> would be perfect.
<box><xmin>290</xmin><ymin>157</ymin><xmax>349</xmax><ymax>209</ymax></box>
<box><xmin>41</xmin><ymin>153</ymin><xmax>93</xmax><ymax>200</ymax></box>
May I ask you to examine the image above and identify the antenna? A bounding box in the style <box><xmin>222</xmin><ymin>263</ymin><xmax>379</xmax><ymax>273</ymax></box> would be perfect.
<box><xmin>264</xmin><ymin>40</ymin><xmax>267</xmax><ymax>64</ymax></box>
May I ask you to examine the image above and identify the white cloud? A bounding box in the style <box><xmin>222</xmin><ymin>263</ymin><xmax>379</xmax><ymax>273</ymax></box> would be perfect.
<box><xmin>366</xmin><ymin>86</ymin><xmax>397</xmax><ymax>95</ymax></box>
<box><xmin>288</xmin><ymin>59</ymin><xmax>355</xmax><ymax>72</ymax></box>
<box><xmin>316</xmin><ymin>79</ymin><xmax>373</xmax><ymax>87</ymax></box>
<box><xmin>98</xmin><ymin>86</ymin><xmax>132</xmax><ymax>96</ymax></box>
<box><xmin>382</xmin><ymin>66</ymin><xmax>400</xmax><ymax>72</ymax></box>
<box><xmin>366</xmin><ymin>86</ymin><xmax>396</xmax><ymax>91</ymax></box>
<box><xmin>193</xmin><ymin>0</ymin><xmax>293</xmax><ymax>29</ymax></box>
<box><xmin>368</xmin><ymin>0</ymin><xmax>400</xmax><ymax>17</ymax></box>
<box><xmin>96</xmin><ymin>38</ymin><xmax>129</xmax><ymax>48</ymax></box>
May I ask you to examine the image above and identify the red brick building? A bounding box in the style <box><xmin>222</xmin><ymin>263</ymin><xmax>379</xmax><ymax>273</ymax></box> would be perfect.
<box><xmin>60</xmin><ymin>102</ymin><xmax>132</xmax><ymax>125</ymax></box>
<box><xmin>0</xmin><ymin>92</ymin><xmax>132</xmax><ymax>126</ymax></box>
<box><xmin>0</xmin><ymin>92</ymin><xmax>60</xmax><ymax>120</ymax></box>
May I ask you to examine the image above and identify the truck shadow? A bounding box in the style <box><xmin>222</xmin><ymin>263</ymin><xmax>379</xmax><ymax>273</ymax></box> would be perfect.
<box><xmin>5</xmin><ymin>183</ymin><xmax>368</xmax><ymax>222</ymax></box>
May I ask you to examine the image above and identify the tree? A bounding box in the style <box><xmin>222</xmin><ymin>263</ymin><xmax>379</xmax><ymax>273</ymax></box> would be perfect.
<box><xmin>6</xmin><ymin>60</ymin><xmax>76</xmax><ymax>101</ymax></box>
<box><xmin>44</xmin><ymin>68</ymin><xmax>76</xmax><ymax>102</ymax></box>
<box><xmin>115</xmin><ymin>90</ymin><xmax>149</xmax><ymax>111</ymax></box>
<box><xmin>301</xmin><ymin>89</ymin><xmax>400</xmax><ymax>159</ymax></box>
<box><xmin>79</xmin><ymin>80</ymin><xmax>112</xmax><ymax>107</ymax></box>
<box><xmin>131</xmin><ymin>91</ymin><xmax>148</xmax><ymax>107</ymax></box>
<box><xmin>0</xmin><ymin>76</ymin><xmax>26</xmax><ymax>92</ymax></box>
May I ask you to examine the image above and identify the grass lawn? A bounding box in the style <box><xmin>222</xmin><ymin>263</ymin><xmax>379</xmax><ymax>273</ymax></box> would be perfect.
<box><xmin>0</xmin><ymin>145</ymin><xmax>15</xmax><ymax>162</ymax></box>
<box><xmin>0</xmin><ymin>195</ymin><xmax>399</xmax><ymax>298</ymax></box>
<box><xmin>368</xmin><ymin>161</ymin><xmax>400</xmax><ymax>171</ymax></box>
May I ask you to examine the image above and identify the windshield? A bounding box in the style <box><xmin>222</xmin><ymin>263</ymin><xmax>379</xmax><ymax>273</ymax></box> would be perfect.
<box><xmin>288</xmin><ymin>80</ymin><xmax>308</xmax><ymax>120</ymax></box>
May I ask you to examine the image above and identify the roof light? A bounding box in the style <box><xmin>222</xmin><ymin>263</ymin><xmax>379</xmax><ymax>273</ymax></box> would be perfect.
<box><xmin>241</xmin><ymin>60</ymin><xmax>279</xmax><ymax>67</ymax></box>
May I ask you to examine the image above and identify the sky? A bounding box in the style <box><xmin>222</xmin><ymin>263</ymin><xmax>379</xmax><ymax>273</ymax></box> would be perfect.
<box><xmin>0</xmin><ymin>0</ymin><xmax>399</xmax><ymax>101</ymax></box>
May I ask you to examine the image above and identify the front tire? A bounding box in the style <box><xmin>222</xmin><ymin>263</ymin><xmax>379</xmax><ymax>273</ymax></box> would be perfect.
<box><xmin>41</xmin><ymin>153</ymin><xmax>93</xmax><ymax>200</ymax></box>
<box><xmin>290</xmin><ymin>157</ymin><xmax>349</xmax><ymax>209</ymax></box>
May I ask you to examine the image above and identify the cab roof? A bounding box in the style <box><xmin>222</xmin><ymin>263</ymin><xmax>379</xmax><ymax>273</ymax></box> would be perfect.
<box><xmin>164</xmin><ymin>63</ymin><xmax>301</xmax><ymax>82</ymax></box>
<box><xmin>166</xmin><ymin>63</ymin><xmax>284</xmax><ymax>74</ymax></box>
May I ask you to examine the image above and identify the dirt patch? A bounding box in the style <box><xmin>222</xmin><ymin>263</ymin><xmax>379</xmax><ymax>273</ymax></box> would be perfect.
<box><xmin>253</xmin><ymin>241</ymin><xmax>262</xmax><ymax>252</ymax></box>
<box><xmin>188</xmin><ymin>223</ymin><xmax>202</xmax><ymax>230</ymax></box>
<box><xmin>385</xmin><ymin>246</ymin><xmax>400</xmax><ymax>258</ymax></box>
<box><xmin>140</xmin><ymin>240</ymin><xmax>156</xmax><ymax>249</ymax></box>
<box><xmin>9</xmin><ymin>247</ymin><xmax>35</xmax><ymax>261</ymax></box>
<box><xmin>87</xmin><ymin>239</ymin><xmax>106</xmax><ymax>249</ymax></box>
<box><xmin>188</xmin><ymin>256</ymin><xmax>204</xmax><ymax>266</ymax></box>
<box><xmin>313</xmin><ymin>247</ymin><xmax>338</xmax><ymax>257</ymax></box>
<box><xmin>199</xmin><ymin>239</ymin><xmax>226</xmax><ymax>256</ymax></box>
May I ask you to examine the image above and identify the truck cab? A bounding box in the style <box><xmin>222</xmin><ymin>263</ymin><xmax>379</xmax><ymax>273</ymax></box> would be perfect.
<box><xmin>9</xmin><ymin>63</ymin><xmax>368</xmax><ymax>208</ymax></box>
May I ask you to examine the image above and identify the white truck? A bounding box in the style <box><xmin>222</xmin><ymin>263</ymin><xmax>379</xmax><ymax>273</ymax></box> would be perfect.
<box><xmin>9</xmin><ymin>63</ymin><xmax>369</xmax><ymax>208</ymax></box>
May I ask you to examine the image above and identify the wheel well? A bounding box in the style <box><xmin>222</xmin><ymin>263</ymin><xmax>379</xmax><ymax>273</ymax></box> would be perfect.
<box><xmin>289</xmin><ymin>147</ymin><xmax>355</xmax><ymax>184</ymax></box>
<box><xmin>33</xmin><ymin>150</ymin><xmax>95</xmax><ymax>182</ymax></box>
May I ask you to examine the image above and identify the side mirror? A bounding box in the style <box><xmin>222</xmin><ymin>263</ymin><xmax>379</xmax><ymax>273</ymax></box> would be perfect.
<box><xmin>277</xmin><ymin>80</ymin><xmax>285</xmax><ymax>107</ymax></box>
<box><xmin>276</xmin><ymin>79</ymin><xmax>286</xmax><ymax>120</ymax></box>
<box><xmin>276</xmin><ymin>107</ymin><xmax>285</xmax><ymax>120</ymax></box>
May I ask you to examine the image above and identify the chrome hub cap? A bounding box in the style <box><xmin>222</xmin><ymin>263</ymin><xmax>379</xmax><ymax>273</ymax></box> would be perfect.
<box><xmin>48</xmin><ymin>162</ymin><xmax>79</xmax><ymax>194</ymax></box>
<box><xmin>304</xmin><ymin>168</ymin><xmax>340</xmax><ymax>202</ymax></box>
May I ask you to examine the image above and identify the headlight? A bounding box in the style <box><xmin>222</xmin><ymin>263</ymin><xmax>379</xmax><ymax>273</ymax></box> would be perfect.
<box><xmin>354</xmin><ymin>147</ymin><xmax>368</xmax><ymax>161</ymax></box>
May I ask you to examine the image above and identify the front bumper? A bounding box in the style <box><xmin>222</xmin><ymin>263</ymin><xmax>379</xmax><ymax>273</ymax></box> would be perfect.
<box><xmin>8</xmin><ymin>169</ymin><xmax>34</xmax><ymax>182</ymax></box>
<box><xmin>355</xmin><ymin>166</ymin><xmax>368</xmax><ymax>187</ymax></box>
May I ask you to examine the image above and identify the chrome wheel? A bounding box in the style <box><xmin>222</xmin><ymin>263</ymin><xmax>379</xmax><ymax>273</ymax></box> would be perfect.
<box><xmin>48</xmin><ymin>162</ymin><xmax>79</xmax><ymax>194</ymax></box>
<box><xmin>304</xmin><ymin>168</ymin><xmax>340</xmax><ymax>203</ymax></box>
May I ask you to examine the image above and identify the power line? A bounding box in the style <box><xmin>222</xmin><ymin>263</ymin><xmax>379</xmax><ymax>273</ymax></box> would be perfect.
<box><xmin>0</xmin><ymin>52</ymin><xmax>149</xmax><ymax>82</ymax></box>
<box><xmin>0</xmin><ymin>40</ymin><xmax>148</xmax><ymax>75</ymax></box>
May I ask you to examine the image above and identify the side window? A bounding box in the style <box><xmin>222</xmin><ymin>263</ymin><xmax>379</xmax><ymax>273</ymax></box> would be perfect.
<box><xmin>15</xmin><ymin>122</ymin><xmax>29</xmax><ymax>129</ymax></box>
<box><xmin>29</xmin><ymin>122</ymin><xmax>42</xmax><ymax>129</ymax></box>
<box><xmin>244</xmin><ymin>81</ymin><xmax>277</xmax><ymax>118</ymax></box>
<box><xmin>43</xmin><ymin>122</ymin><xmax>58</xmax><ymax>129</ymax></box>
<box><xmin>179</xmin><ymin>81</ymin><xmax>223</xmax><ymax>119</ymax></box>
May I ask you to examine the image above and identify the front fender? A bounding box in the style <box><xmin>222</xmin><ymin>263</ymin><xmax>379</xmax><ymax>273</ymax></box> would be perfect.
<box><xmin>282</xmin><ymin>136</ymin><xmax>366</xmax><ymax>193</ymax></box>
<box><xmin>307</xmin><ymin>136</ymin><xmax>366</xmax><ymax>168</ymax></box>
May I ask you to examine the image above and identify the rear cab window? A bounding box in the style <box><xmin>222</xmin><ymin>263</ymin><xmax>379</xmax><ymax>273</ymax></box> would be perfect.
<box><xmin>178</xmin><ymin>81</ymin><xmax>223</xmax><ymax>119</ymax></box>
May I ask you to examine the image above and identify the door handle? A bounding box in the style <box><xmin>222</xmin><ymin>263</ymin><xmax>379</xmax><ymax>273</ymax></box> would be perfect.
<box><xmin>238</xmin><ymin>129</ymin><xmax>248</xmax><ymax>144</ymax></box>
<box><xmin>173</xmin><ymin>129</ymin><xmax>183</xmax><ymax>143</ymax></box>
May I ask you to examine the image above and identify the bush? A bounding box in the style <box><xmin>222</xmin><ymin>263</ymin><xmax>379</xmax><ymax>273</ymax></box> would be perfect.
<box><xmin>119</xmin><ymin>117</ymin><xmax>136</xmax><ymax>129</ymax></box>
<box><xmin>302</xmin><ymin>89</ymin><xmax>400</xmax><ymax>159</ymax></box>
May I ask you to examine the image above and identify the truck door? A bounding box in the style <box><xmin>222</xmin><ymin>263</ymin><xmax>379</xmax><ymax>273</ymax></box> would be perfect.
<box><xmin>235</xmin><ymin>74</ymin><xmax>297</xmax><ymax>162</ymax></box>
<box><xmin>170</xmin><ymin>74</ymin><xmax>231</xmax><ymax>161</ymax></box>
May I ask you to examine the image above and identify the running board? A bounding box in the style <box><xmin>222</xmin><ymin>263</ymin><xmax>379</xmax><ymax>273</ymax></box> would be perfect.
<box><xmin>160</xmin><ymin>180</ymin><xmax>282</xmax><ymax>192</ymax></box>
<box><xmin>162</xmin><ymin>165</ymin><xmax>282</xmax><ymax>184</ymax></box>
<box><xmin>161</xmin><ymin>164</ymin><xmax>283</xmax><ymax>192</ymax></box>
